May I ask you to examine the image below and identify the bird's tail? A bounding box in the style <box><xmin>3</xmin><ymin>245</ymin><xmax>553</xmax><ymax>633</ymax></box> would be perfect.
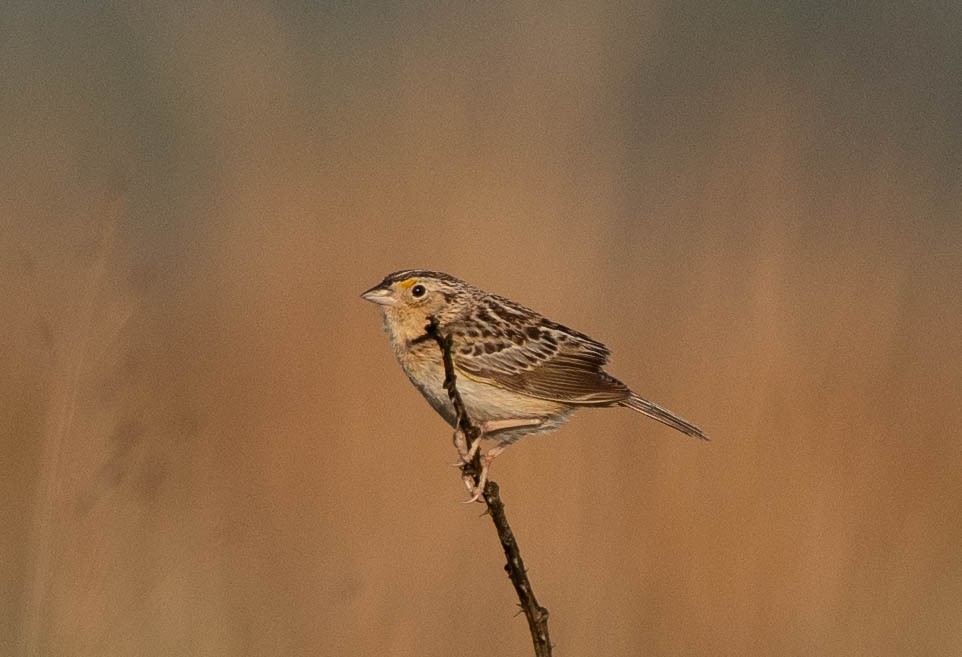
<box><xmin>620</xmin><ymin>393</ymin><xmax>709</xmax><ymax>441</ymax></box>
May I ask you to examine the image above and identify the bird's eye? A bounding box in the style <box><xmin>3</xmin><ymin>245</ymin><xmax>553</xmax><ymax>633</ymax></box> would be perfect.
<box><xmin>411</xmin><ymin>284</ymin><xmax>426</xmax><ymax>298</ymax></box>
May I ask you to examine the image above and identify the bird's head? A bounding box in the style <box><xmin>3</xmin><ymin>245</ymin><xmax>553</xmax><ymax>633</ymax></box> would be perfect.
<box><xmin>362</xmin><ymin>270</ymin><xmax>473</xmax><ymax>343</ymax></box>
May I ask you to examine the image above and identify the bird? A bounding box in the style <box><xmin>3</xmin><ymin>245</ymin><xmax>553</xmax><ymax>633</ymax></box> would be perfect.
<box><xmin>361</xmin><ymin>269</ymin><xmax>708</xmax><ymax>501</ymax></box>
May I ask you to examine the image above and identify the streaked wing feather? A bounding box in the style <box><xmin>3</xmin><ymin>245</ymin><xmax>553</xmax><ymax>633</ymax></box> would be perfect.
<box><xmin>453</xmin><ymin>305</ymin><xmax>630</xmax><ymax>405</ymax></box>
<box><xmin>506</xmin><ymin>354</ymin><xmax>631</xmax><ymax>403</ymax></box>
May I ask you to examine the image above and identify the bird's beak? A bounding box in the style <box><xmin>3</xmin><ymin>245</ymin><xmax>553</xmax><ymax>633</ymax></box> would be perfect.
<box><xmin>361</xmin><ymin>286</ymin><xmax>397</xmax><ymax>306</ymax></box>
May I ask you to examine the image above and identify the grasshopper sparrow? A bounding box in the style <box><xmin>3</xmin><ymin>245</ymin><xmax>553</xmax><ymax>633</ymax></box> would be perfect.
<box><xmin>362</xmin><ymin>269</ymin><xmax>707</xmax><ymax>500</ymax></box>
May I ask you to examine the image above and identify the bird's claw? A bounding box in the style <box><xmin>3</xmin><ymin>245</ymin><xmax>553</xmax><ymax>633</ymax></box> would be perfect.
<box><xmin>462</xmin><ymin>490</ymin><xmax>484</xmax><ymax>504</ymax></box>
<box><xmin>460</xmin><ymin>462</ymin><xmax>490</xmax><ymax>504</ymax></box>
<box><xmin>461</xmin><ymin>480</ymin><xmax>485</xmax><ymax>504</ymax></box>
<box><xmin>452</xmin><ymin>428</ymin><xmax>483</xmax><ymax>467</ymax></box>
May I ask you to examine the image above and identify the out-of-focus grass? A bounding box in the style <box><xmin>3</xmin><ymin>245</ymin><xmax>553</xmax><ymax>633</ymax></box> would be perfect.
<box><xmin>2</xmin><ymin>3</ymin><xmax>961</xmax><ymax>656</ymax></box>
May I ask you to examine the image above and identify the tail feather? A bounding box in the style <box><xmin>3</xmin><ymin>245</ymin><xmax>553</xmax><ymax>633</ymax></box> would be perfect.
<box><xmin>620</xmin><ymin>394</ymin><xmax>709</xmax><ymax>441</ymax></box>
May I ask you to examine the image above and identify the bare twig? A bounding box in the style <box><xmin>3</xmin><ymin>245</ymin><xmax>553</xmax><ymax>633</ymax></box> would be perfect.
<box><xmin>426</xmin><ymin>318</ymin><xmax>552</xmax><ymax>657</ymax></box>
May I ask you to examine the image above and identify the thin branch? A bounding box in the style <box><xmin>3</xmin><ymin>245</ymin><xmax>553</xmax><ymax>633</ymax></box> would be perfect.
<box><xmin>426</xmin><ymin>319</ymin><xmax>552</xmax><ymax>657</ymax></box>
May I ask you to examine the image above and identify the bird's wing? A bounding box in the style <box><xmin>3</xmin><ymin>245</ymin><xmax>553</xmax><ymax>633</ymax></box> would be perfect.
<box><xmin>451</xmin><ymin>299</ymin><xmax>630</xmax><ymax>405</ymax></box>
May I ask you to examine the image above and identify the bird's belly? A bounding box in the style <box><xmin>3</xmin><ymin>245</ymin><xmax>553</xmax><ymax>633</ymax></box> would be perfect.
<box><xmin>395</xmin><ymin>350</ymin><xmax>569</xmax><ymax>430</ymax></box>
<box><xmin>395</xmin><ymin>354</ymin><xmax>457</xmax><ymax>425</ymax></box>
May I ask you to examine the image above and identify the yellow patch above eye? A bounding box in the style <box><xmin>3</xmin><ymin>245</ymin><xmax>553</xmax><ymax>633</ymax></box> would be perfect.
<box><xmin>398</xmin><ymin>278</ymin><xmax>418</xmax><ymax>289</ymax></box>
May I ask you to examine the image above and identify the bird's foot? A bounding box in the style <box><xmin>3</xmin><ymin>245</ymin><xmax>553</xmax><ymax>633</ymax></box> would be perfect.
<box><xmin>453</xmin><ymin>420</ymin><xmax>540</xmax><ymax>503</ymax></box>
<box><xmin>460</xmin><ymin>451</ymin><xmax>498</xmax><ymax>504</ymax></box>
<box><xmin>461</xmin><ymin>470</ymin><xmax>488</xmax><ymax>504</ymax></box>
<box><xmin>451</xmin><ymin>427</ymin><xmax>484</xmax><ymax>466</ymax></box>
<box><xmin>452</xmin><ymin>427</ymin><xmax>469</xmax><ymax>461</ymax></box>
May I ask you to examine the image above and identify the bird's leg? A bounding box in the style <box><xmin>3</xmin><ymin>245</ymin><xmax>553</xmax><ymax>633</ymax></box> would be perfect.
<box><xmin>463</xmin><ymin>440</ymin><xmax>513</xmax><ymax>504</ymax></box>
<box><xmin>462</xmin><ymin>434</ymin><xmax>483</xmax><ymax>463</ymax></box>
<box><xmin>452</xmin><ymin>426</ymin><xmax>470</xmax><ymax>462</ymax></box>
<box><xmin>461</xmin><ymin>418</ymin><xmax>543</xmax><ymax>503</ymax></box>
<box><xmin>482</xmin><ymin>417</ymin><xmax>545</xmax><ymax>433</ymax></box>
<box><xmin>452</xmin><ymin>425</ymin><xmax>481</xmax><ymax>467</ymax></box>
<box><xmin>455</xmin><ymin>417</ymin><xmax>542</xmax><ymax>466</ymax></box>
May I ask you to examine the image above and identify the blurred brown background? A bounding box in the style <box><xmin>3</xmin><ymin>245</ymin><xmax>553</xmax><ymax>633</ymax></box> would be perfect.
<box><xmin>2</xmin><ymin>3</ymin><xmax>961</xmax><ymax>656</ymax></box>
